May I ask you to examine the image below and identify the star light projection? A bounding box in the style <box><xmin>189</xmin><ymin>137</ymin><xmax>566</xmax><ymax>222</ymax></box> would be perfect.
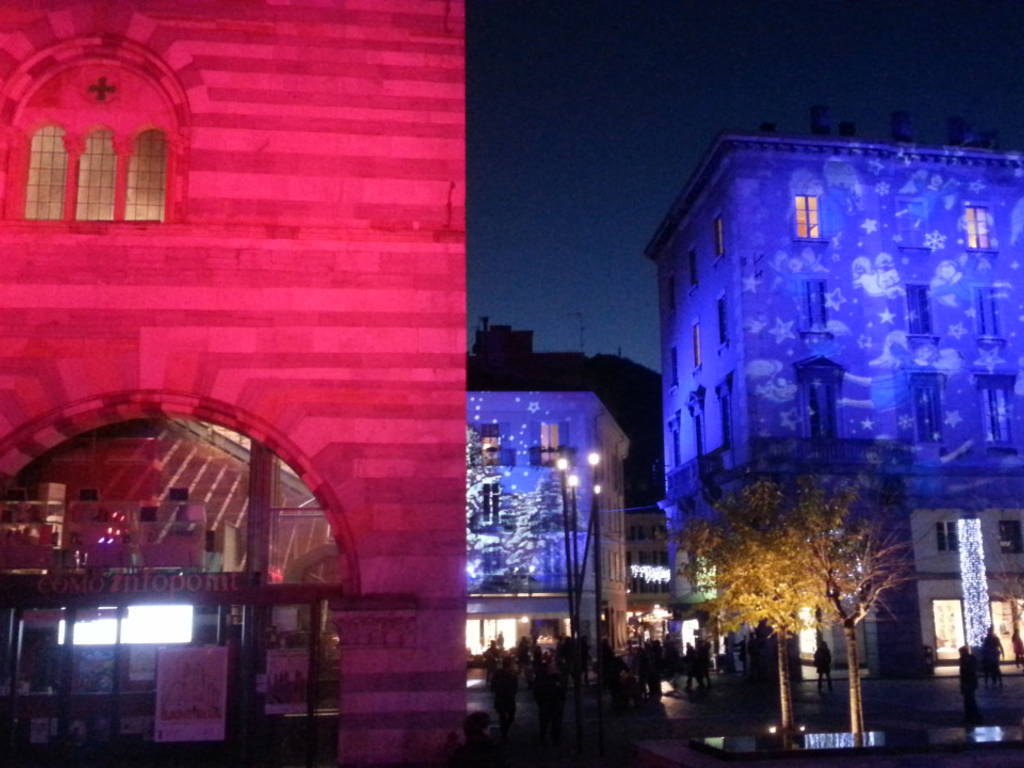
<box><xmin>957</xmin><ymin>517</ymin><xmax>990</xmax><ymax>648</ymax></box>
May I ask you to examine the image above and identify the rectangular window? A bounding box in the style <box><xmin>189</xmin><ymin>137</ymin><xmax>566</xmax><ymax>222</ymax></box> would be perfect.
<box><xmin>667</xmin><ymin>275</ymin><xmax>676</xmax><ymax>313</ymax></box>
<box><xmin>911</xmin><ymin>375</ymin><xmax>943</xmax><ymax>442</ymax></box>
<box><xmin>670</xmin><ymin>346</ymin><xmax>679</xmax><ymax>386</ymax></box>
<box><xmin>896</xmin><ymin>198</ymin><xmax>926</xmax><ymax>246</ymax></box>
<box><xmin>804</xmin><ymin>379</ymin><xmax>838</xmax><ymax>438</ymax></box>
<box><xmin>906</xmin><ymin>284</ymin><xmax>932</xmax><ymax>335</ymax></box>
<box><xmin>719</xmin><ymin>390</ymin><xmax>732</xmax><ymax>449</ymax></box>
<box><xmin>692</xmin><ymin>323</ymin><xmax>702</xmax><ymax>368</ymax></box>
<box><xmin>975</xmin><ymin>287</ymin><xmax>1001</xmax><ymax>337</ymax></box>
<box><xmin>717</xmin><ymin>296</ymin><xmax>728</xmax><ymax>344</ymax></box>
<box><xmin>480</xmin><ymin>423</ymin><xmax>501</xmax><ymax>466</ymax></box>
<box><xmin>481</xmin><ymin>482</ymin><xmax>501</xmax><ymax>525</ymax></box>
<box><xmin>982</xmin><ymin>386</ymin><xmax>1013</xmax><ymax>444</ymax></box>
<box><xmin>534</xmin><ymin>421</ymin><xmax>567</xmax><ymax>466</ymax></box>
<box><xmin>688</xmin><ymin>249</ymin><xmax>698</xmax><ymax>287</ymax></box>
<box><xmin>670</xmin><ymin>413</ymin><xmax>681</xmax><ymax>468</ymax></box>
<box><xmin>801</xmin><ymin>280</ymin><xmax>828</xmax><ymax>330</ymax></box>
<box><xmin>999</xmin><ymin>520</ymin><xmax>1023</xmax><ymax>554</ymax></box>
<box><xmin>794</xmin><ymin>195</ymin><xmax>820</xmax><ymax>239</ymax></box>
<box><xmin>693</xmin><ymin>411</ymin><xmax>705</xmax><ymax>457</ymax></box>
<box><xmin>936</xmin><ymin>521</ymin><xmax>959</xmax><ymax>552</ymax></box>
<box><xmin>965</xmin><ymin>205</ymin><xmax>991</xmax><ymax>249</ymax></box>
<box><xmin>714</xmin><ymin>216</ymin><xmax>725</xmax><ymax>258</ymax></box>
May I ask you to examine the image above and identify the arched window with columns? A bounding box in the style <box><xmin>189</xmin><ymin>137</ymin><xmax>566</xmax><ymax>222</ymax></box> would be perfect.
<box><xmin>125</xmin><ymin>129</ymin><xmax>167</xmax><ymax>222</ymax></box>
<box><xmin>75</xmin><ymin>128</ymin><xmax>117</xmax><ymax>221</ymax></box>
<box><xmin>24</xmin><ymin>126</ymin><xmax>68</xmax><ymax>220</ymax></box>
<box><xmin>4</xmin><ymin>44</ymin><xmax>188</xmax><ymax>224</ymax></box>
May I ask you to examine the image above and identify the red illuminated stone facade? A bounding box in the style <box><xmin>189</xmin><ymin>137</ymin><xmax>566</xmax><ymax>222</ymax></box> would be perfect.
<box><xmin>0</xmin><ymin>2</ymin><xmax>465</xmax><ymax>764</ymax></box>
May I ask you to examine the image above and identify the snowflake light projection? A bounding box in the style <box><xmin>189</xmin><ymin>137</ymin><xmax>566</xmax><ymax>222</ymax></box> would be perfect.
<box><xmin>957</xmin><ymin>517</ymin><xmax>989</xmax><ymax>648</ymax></box>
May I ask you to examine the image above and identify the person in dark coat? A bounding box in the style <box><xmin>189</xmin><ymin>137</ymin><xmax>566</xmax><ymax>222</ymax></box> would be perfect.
<box><xmin>813</xmin><ymin>639</ymin><xmax>833</xmax><ymax>693</ymax></box>
<box><xmin>959</xmin><ymin>644</ymin><xmax>980</xmax><ymax>724</ymax></box>
<box><xmin>981</xmin><ymin>626</ymin><xmax>1003</xmax><ymax>687</ymax></box>
<box><xmin>645</xmin><ymin>641</ymin><xmax>663</xmax><ymax>700</ymax></box>
<box><xmin>490</xmin><ymin>656</ymin><xmax>518</xmax><ymax>740</ymax></box>
<box><xmin>533</xmin><ymin>656</ymin><xmax>566</xmax><ymax>745</ymax></box>
<box><xmin>683</xmin><ymin>642</ymin><xmax>697</xmax><ymax>691</ymax></box>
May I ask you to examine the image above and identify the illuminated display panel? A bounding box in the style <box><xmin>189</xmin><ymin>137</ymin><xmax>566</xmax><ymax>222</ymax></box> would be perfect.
<box><xmin>59</xmin><ymin>604</ymin><xmax>194</xmax><ymax>645</ymax></box>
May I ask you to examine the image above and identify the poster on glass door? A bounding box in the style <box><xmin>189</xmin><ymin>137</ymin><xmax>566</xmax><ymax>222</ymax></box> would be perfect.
<box><xmin>155</xmin><ymin>646</ymin><xmax>228</xmax><ymax>742</ymax></box>
<box><xmin>265</xmin><ymin>648</ymin><xmax>309</xmax><ymax>714</ymax></box>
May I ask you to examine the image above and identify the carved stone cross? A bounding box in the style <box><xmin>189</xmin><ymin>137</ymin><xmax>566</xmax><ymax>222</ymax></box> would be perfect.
<box><xmin>88</xmin><ymin>76</ymin><xmax>116</xmax><ymax>102</ymax></box>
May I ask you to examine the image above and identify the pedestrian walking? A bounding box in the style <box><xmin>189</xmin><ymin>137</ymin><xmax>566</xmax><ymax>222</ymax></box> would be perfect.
<box><xmin>1013</xmin><ymin>630</ymin><xmax>1024</xmax><ymax>669</ymax></box>
<box><xmin>533</xmin><ymin>656</ymin><xmax>566</xmax><ymax>745</ymax></box>
<box><xmin>491</xmin><ymin>656</ymin><xmax>518</xmax><ymax>740</ymax></box>
<box><xmin>814</xmin><ymin>639</ymin><xmax>833</xmax><ymax>693</ymax></box>
<box><xmin>959</xmin><ymin>644</ymin><xmax>980</xmax><ymax>724</ymax></box>
<box><xmin>981</xmin><ymin>626</ymin><xmax>1003</xmax><ymax>687</ymax></box>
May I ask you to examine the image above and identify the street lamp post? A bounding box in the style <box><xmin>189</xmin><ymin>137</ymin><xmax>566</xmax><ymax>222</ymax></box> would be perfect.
<box><xmin>588</xmin><ymin>450</ymin><xmax>605</xmax><ymax>757</ymax></box>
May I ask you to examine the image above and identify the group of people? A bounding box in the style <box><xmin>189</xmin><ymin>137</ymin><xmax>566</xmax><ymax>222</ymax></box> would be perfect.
<box><xmin>958</xmin><ymin>626</ymin><xmax>1016</xmax><ymax>725</ymax></box>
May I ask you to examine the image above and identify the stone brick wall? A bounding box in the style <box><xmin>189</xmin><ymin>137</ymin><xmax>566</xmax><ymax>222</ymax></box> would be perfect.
<box><xmin>0</xmin><ymin>2</ymin><xmax>466</xmax><ymax>763</ymax></box>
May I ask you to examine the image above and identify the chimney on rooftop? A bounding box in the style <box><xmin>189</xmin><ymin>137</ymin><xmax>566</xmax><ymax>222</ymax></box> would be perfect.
<box><xmin>947</xmin><ymin>116</ymin><xmax>971</xmax><ymax>146</ymax></box>
<box><xmin>890</xmin><ymin>111</ymin><xmax>913</xmax><ymax>142</ymax></box>
<box><xmin>759</xmin><ymin>122</ymin><xmax>776</xmax><ymax>133</ymax></box>
<box><xmin>810</xmin><ymin>105</ymin><xmax>831</xmax><ymax>135</ymax></box>
<box><xmin>838</xmin><ymin>121</ymin><xmax>856</xmax><ymax>137</ymax></box>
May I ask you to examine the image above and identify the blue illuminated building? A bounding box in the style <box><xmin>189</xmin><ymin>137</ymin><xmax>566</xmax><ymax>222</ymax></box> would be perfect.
<box><xmin>466</xmin><ymin>390</ymin><xmax>629</xmax><ymax>654</ymax></box>
<box><xmin>648</xmin><ymin>117</ymin><xmax>1024</xmax><ymax>672</ymax></box>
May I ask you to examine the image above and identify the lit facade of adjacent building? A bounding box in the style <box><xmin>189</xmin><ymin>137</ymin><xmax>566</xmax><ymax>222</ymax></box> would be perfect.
<box><xmin>467</xmin><ymin>391</ymin><xmax>630</xmax><ymax>653</ymax></box>
<box><xmin>624</xmin><ymin>508</ymin><xmax>672</xmax><ymax>641</ymax></box>
<box><xmin>0</xmin><ymin>3</ymin><xmax>466</xmax><ymax>765</ymax></box>
<box><xmin>648</xmin><ymin>123</ymin><xmax>1024</xmax><ymax>672</ymax></box>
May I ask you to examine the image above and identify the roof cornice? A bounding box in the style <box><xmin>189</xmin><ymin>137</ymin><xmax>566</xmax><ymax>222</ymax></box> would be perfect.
<box><xmin>643</xmin><ymin>131</ymin><xmax>1024</xmax><ymax>261</ymax></box>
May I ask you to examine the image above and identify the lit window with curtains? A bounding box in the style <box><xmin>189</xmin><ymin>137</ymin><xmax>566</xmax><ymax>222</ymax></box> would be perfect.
<box><xmin>794</xmin><ymin>195</ymin><xmax>820</xmax><ymax>239</ymax></box>
<box><xmin>25</xmin><ymin>126</ymin><xmax>68</xmax><ymax>220</ymax></box>
<box><xmin>76</xmin><ymin>129</ymin><xmax>117</xmax><ymax>221</ymax></box>
<box><xmin>965</xmin><ymin>205</ymin><xmax>991</xmax><ymax>249</ymax></box>
<box><xmin>125</xmin><ymin>130</ymin><xmax>167</xmax><ymax>221</ymax></box>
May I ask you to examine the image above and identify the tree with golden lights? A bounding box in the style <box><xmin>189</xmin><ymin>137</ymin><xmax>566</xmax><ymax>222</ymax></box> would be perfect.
<box><xmin>684</xmin><ymin>480</ymin><xmax>821</xmax><ymax>732</ymax></box>
<box><xmin>798</xmin><ymin>477</ymin><xmax>911</xmax><ymax>737</ymax></box>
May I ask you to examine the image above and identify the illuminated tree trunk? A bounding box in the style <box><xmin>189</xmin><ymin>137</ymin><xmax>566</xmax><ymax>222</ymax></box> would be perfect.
<box><xmin>843</xmin><ymin>621</ymin><xmax>864</xmax><ymax>736</ymax></box>
<box><xmin>776</xmin><ymin>627</ymin><xmax>794</xmax><ymax>731</ymax></box>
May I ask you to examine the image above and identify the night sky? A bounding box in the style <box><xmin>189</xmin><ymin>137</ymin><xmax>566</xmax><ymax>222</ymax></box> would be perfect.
<box><xmin>467</xmin><ymin>0</ymin><xmax>1024</xmax><ymax>372</ymax></box>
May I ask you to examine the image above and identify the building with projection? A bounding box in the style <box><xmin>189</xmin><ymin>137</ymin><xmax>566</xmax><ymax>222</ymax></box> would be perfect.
<box><xmin>647</xmin><ymin>113</ymin><xmax>1024</xmax><ymax>673</ymax></box>
<box><xmin>0</xmin><ymin>2</ymin><xmax>465</xmax><ymax>766</ymax></box>
<box><xmin>466</xmin><ymin>390</ymin><xmax>630</xmax><ymax>654</ymax></box>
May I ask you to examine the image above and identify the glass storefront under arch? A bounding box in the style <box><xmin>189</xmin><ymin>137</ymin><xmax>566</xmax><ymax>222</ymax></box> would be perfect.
<box><xmin>0</xmin><ymin>417</ymin><xmax>344</xmax><ymax>766</ymax></box>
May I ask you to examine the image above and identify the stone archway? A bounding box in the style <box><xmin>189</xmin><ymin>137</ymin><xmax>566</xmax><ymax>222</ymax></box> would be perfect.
<box><xmin>0</xmin><ymin>388</ymin><xmax>359</xmax><ymax>587</ymax></box>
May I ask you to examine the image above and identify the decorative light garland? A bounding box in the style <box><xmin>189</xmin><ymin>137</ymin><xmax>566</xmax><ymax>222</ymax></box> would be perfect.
<box><xmin>630</xmin><ymin>564</ymin><xmax>671</xmax><ymax>583</ymax></box>
<box><xmin>957</xmin><ymin>517</ymin><xmax>989</xmax><ymax>648</ymax></box>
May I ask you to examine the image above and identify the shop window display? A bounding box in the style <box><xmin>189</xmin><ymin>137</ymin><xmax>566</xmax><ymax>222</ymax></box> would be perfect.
<box><xmin>933</xmin><ymin>599</ymin><xmax>965</xmax><ymax>661</ymax></box>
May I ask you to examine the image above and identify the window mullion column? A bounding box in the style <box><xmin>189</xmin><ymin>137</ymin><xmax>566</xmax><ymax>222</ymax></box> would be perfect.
<box><xmin>62</xmin><ymin>133</ymin><xmax>82</xmax><ymax>221</ymax></box>
<box><xmin>113</xmin><ymin>135</ymin><xmax>131</xmax><ymax>221</ymax></box>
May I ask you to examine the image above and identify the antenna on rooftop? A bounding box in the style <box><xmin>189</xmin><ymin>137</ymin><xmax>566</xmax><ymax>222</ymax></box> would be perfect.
<box><xmin>569</xmin><ymin>312</ymin><xmax>585</xmax><ymax>353</ymax></box>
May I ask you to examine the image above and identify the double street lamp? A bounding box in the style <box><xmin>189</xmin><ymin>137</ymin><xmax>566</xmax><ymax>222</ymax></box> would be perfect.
<box><xmin>556</xmin><ymin>451</ymin><xmax>605</xmax><ymax>756</ymax></box>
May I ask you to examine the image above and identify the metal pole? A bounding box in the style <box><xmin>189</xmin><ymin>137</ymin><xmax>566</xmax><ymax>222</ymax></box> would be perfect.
<box><xmin>569</xmin><ymin>483</ymin><xmax>583</xmax><ymax>754</ymax></box>
<box><xmin>592</xmin><ymin>485</ymin><xmax>605</xmax><ymax>756</ymax></box>
<box><xmin>559</xmin><ymin>466</ymin><xmax>576</xmax><ymax>650</ymax></box>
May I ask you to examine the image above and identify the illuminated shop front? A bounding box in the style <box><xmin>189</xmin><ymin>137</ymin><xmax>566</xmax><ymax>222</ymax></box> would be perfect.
<box><xmin>0</xmin><ymin>419</ymin><xmax>343</xmax><ymax>765</ymax></box>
